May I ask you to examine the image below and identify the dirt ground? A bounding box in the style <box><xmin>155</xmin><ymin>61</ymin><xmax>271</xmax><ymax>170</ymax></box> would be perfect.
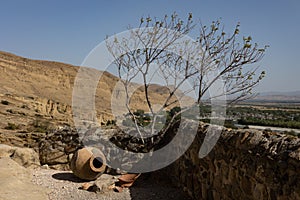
<box><xmin>31</xmin><ymin>169</ymin><xmax>192</xmax><ymax>200</ymax></box>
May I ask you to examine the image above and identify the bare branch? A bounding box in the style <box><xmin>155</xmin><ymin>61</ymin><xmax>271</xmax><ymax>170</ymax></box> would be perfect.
<box><xmin>106</xmin><ymin>13</ymin><xmax>268</xmax><ymax>142</ymax></box>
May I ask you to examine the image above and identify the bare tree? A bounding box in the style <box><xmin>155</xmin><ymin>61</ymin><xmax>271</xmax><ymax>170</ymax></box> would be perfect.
<box><xmin>106</xmin><ymin>13</ymin><xmax>268</xmax><ymax>143</ymax></box>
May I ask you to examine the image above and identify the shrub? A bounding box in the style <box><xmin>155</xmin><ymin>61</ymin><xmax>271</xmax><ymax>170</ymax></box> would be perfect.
<box><xmin>106</xmin><ymin>120</ymin><xmax>116</xmax><ymax>126</ymax></box>
<box><xmin>21</xmin><ymin>104</ymin><xmax>28</xmax><ymax>109</ymax></box>
<box><xmin>27</xmin><ymin>119</ymin><xmax>53</xmax><ymax>133</ymax></box>
<box><xmin>1</xmin><ymin>100</ymin><xmax>10</xmax><ymax>105</ymax></box>
<box><xmin>5</xmin><ymin>122</ymin><xmax>19</xmax><ymax>130</ymax></box>
<box><xmin>6</xmin><ymin>109</ymin><xmax>14</xmax><ymax>113</ymax></box>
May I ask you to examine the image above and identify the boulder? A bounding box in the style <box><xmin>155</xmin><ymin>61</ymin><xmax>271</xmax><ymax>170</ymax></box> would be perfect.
<box><xmin>0</xmin><ymin>144</ymin><xmax>15</xmax><ymax>157</ymax></box>
<box><xmin>0</xmin><ymin>157</ymin><xmax>48</xmax><ymax>200</ymax></box>
<box><xmin>0</xmin><ymin>144</ymin><xmax>40</xmax><ymax>168</ymax></box>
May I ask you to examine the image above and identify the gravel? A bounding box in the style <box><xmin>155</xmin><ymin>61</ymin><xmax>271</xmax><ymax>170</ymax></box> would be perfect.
<box><xmin>31</xmin><ymin>169</ymin><xmax>192</xmax><ymax>200</ymax></box>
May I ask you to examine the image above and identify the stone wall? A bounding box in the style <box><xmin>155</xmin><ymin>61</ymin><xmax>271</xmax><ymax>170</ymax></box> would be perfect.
<box><xmin>163</xmin><ymin>123</ymin><xmax>300</xmax><ymax>199</ymax></box>
<box><xmin>0</xmin><ymin>126</ymin><xmax>81</xmax><ymax>170</ymax></box>
<box><xmin>1</xmin><ymin>120</ymin><xmax>299</xmax><ymax>199</ymax></box>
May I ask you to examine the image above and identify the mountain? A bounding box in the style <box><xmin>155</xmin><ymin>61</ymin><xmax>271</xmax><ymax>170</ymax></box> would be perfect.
<box><xmin>0</xmin><ymin>51</ymin><xmax>192</xmax><ymax>132</ymax></box>
<box><xmin>251</xmin><ymin>91</ymin><xmax>300</xmax><ymax>102</ymax></box>
<box><xmin>259</xmin><ymin>91</ymin><xmax>300</xmax><ymax>96</ymax></box>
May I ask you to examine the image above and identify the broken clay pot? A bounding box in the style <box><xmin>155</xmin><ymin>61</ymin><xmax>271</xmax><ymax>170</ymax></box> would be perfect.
<box><xmin>70</xmin><ymin>147</ymin><xmax>106</xmax><ymax>181</ymax></box>
<box><xmin>118</xmin><ymin>173</ymin><xmax>141</xmax><ymax>187</ymax></box>
<box><xmin>113</xmin><ymin>173</ymin><xmax>141</xmax><ymax>192</ymax></box>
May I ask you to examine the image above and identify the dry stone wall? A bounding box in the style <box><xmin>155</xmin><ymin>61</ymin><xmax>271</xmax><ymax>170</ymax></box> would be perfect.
<box><xmin>163</xmin><ymin>123</ymin><xmax>300</xmax><ymax>200</ymax></box>
<box><xmin>0</xmin><ymin>126</ymin><xmax>81</xmax><ymax>170</ymax></box>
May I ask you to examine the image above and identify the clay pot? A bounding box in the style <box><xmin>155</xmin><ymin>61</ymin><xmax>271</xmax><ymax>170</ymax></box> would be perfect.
<box><xmin>70</xmin><ymin>147</ymin><xmax>106</xmax><ymax>181</ymax></box>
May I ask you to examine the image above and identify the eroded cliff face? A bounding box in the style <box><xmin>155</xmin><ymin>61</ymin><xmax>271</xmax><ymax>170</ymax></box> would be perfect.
<box><xmin>0</xmin><ymin>93</ymin><xmax>73</xmax><ymax>131</ymax></box>
<box><xmin>163</xmin><ymin>123</ymin><xmax>300</xmax><ymax>200</ymax></box>
<box><xmin>0</xmin><ymin>51</ymin><xmax>116</xmax><ymax>128</ymax></box>
<box><xmin>0</xmin><ymin>51</ymin><xmax>193</xmax><ymax>132</ymax></box>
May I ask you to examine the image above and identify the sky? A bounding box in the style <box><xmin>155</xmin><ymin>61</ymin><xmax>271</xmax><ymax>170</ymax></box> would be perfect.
<box><xmin>0</xmin><ymin>0</ymin><xmax>299</xmax><ymax>92</ymax></box>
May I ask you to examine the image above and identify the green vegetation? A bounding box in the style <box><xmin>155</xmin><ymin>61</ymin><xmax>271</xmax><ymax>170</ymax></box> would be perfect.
<box><xmin>193</xmin><ymin>103</ymin><xmax>300</xmax><ymax>129</ymax></box>
<box><xmin>122</xmin><ymin>107</ymin><xmax>181</xmax><ymax>130</ymax></box>
<box><xmin>228</xmin><ymin>105</ymin><xmax>300</xmax><ymax>129</ymax></box>
<box><xmin>27</xmin><ymin>119</ymin><xmax>53</xmax><ymax>133</ymax></box>
<box><xmin>5</xmin><ymin>109</ymin><xmax>26</xmax><ymax>116</ymax></box>
<box><xmin>106</xmin><ymin>119</ymin><xmax>116</xmax><ymax>126</ymax></box>
<box><xmin>6</xmin><ymin>109</ymin><xmax>13</xmax><ymax>113</ymax></box>
<box><xmin>119</xmin><ymin>103</ymin><xmax>299</xmax><ymax>137</ymax></box>
<box><xmin>5</xmin><ymin>122</ymin><xmax>20</xmax><ymax>130</ymax></box>
<box><xmin>123</xmin><ymin>109</ymin><xmax>152</xmax><ymax>127</ymax></box>
<box><xmin>1</xmin><ymin>100</ymin><xmax>10</xmax><ymax>105</ymax></box>
<box><xmin>132</xmin><ymin>109</ymin><xmax>151</xmax><ymax>127</ymax></box>
<box><xmin>21</xmin><ymin>104</ymin><xmax>29</xmax><ymax>109</ymax></box>
<box><xmin>166</xmin><ymin>107</ymin><xmax>181</xmax><ymax>123</ymax></box>
<box><xmin>238</xmin><ymin>118</ymin><xmax>300</xmax><ymax>129</ymax></box>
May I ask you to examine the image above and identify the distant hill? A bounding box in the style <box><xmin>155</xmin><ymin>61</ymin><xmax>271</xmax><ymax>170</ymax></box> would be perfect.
<box><xmin>259</xmin><ymin>91</ymin><xmax>300</xmax><ymax>96</ymax></box>
<box><xmin>250</xmin><ymin>91</ymin><xmax>300</xmax><ymax>102</ymax></box>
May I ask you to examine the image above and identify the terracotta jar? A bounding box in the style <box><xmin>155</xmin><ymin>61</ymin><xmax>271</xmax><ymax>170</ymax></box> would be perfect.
<box><xmin>70</xmin><ymin>147</ymin><xmax>106</xmax><ymax>181</ymax></box>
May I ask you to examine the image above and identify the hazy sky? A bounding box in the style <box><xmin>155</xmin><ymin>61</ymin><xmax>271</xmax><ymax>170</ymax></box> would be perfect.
<box><xmin>0</xmin><ymin>0</ymin><xmax>299</xmax><ymax>92</ymax></box>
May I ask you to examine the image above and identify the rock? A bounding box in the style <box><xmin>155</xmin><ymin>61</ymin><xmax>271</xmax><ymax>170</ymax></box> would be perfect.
<box><xmin>11</xmin><ymin>146</ymin><xmax>40</xmax><ymax>168</ymax></box>
<box><xmin>0</xmin><ymin>144</ymin><xmax>15</xmax><ymax>157</ymax></box>
<box><xmin>80</xmin><ymin>182</ymin><xmax>93</xmax><ymax>191</ymax></box>
<box><xmin>0</xmin><ymin>144</ymin><xmax>40</xmax><ymax>168</ymax></box>
<box><xmin>0</xmin><ymin>157</ymin><xmax>48</xmax><ymax>200</ymax></box>
<box><xmin>79</xmin><ymin>174</ymin><xmax>118</xmax><ymax>193</ymax></box>
<box><xmin>79</xmin><ymin>183</ymin><xmax>101</xmax><ymax>193</ymax></box>
<box><xmin>95</xmin><ymin>174</ymin><xmax>119</xmax><ymax>192</ymax></box>
<box><xmin>41</xmin><ymin>164</ymin><xmax>49</xmax><ymax>169</ymax></box>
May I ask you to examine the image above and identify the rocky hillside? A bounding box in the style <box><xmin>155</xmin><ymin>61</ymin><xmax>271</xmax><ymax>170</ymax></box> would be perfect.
<box><xmin>0</xmin><ymin>51</ymin><xmax>192</xmax><ymax>133</ymax></box>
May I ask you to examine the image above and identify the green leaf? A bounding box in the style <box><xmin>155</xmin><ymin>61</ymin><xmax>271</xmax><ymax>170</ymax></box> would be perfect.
<box><xmin>244</xmin><ymin>43</ymin><xmax>251</xmax><ymax>48</ymax></box>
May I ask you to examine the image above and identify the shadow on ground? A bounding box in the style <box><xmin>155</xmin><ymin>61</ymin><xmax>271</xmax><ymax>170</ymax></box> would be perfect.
<box><xmin>52</xmin><ymin>172</ymin><xmax>86</xmax><ymax>183</ymax></box>
<box><xmin>129</xmin><ymin>172</ymin><xmax>192</xmax><ymax>200</ymax></box>
<box><xmin>51</xmin><ymin>171</ymin><xmax>192</xmax><ymax>199</ymax></box>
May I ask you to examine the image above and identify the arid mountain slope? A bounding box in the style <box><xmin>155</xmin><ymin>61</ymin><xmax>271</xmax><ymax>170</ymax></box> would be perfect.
<box><xmin>0</xmin><ymin>51</ymin><xmax>192</xmax><ymax>131</ymax></box>
<box><xmin>0</xmin><ymin>51</ymin><xmax>78</xmax><ymax>103</ymax></box>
